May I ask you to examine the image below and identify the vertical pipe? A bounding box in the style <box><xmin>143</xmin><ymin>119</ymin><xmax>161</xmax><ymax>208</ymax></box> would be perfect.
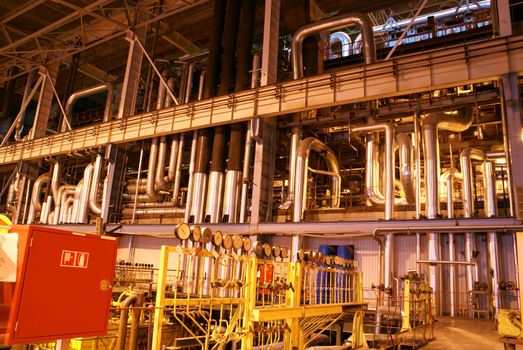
<box><xmin>191</xmin><ymin>129</ymin><xmax>211</xmax><ymax>223</ymax></box>
<box><xmin>203</xmin><ymin>0</ymin><xmax>227</xmax><ymax>99</ymax></box>
<box><xmin>89</xmin><ymin>155</ymin><xmax>104</xmax><ymax>216</ymax></box>
<box><xmin>484</xmin><ymin>160</ymin><xmax>500</xmax><ymax>316</ymax></box>
<box><xmin>132</xmin><ymin>144</ymin><xmax>145</xmax><ymax>224</ymax></box>
<box><xmin>288</xmin><ymin>127</ymin><xmax>302</xmax><ymax>206</ymax></box>
<box><xmin>218</xmin><ymin>0</ymin><xmax>242</xmax><ymax>95</ymax></box>
<box><xmin>235</xmin><ymin>0</ymin><xmax>257</xmax><ymax>91</ymax></box>
<box><xmin>447</xmin><ymin>173</ymin><xmax>456</xmax><ymax>317</ymax></box>
<box><xmin>172</xmin><ymin>135</ymin><xmax>184</xmax><ymax>206</ymax></box>
<box><xmin>223</xmin><ymin>123</ymin><xmax>245</xmax><ymax>222</ymax></box>
<box><xmin>205</xmin><ymin>126</ymin><xmax>227</xmax><ymax>223</ymax></box>
<box><xmin>414</xmin><ymin>111</ymin><xmax>421</xmax><ymax>219</ymax></box>
<box><xmin>78</xmin><ymin>163</ymin><xmax>94</xmax><ymax>223</ymax></box>
<box><xmin>185</xmin><ymin>131</ymin><xmax>199</xmax><ymax>222</ymax></box>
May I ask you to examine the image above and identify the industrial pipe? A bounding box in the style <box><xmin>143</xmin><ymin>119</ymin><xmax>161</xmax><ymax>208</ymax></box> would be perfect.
<box><xmin>191</xmin><ymin>129</ymin><xmax>211</xmax><ymax>223</ymax></box>
<box><xmin>292</xmin><ymin>12</ymin><xmax>376</xmax><ymax>79</ymax></box>
<box><xmin>352</xmin><ymin>123</ymin><xmax>395</xmax><ymax>287</ymax></box>
<box><xmin>484</xmin><ymin>160</ymin><xmax>500</xmax><ymax>316</ymax></box>
<box><xmin>223</xmin><ymin>123</ymin><xmax>245</xmax><ymax>223</ymax></box>
<box><xmin>205</xmin><ymin>126</ymin><xmax>227</xmax><ymax>223</ymax></box>
<box><xmin>27</xmin><ymin>173</ymin><xmax>50</xmax><ymax>224</ymax></box>
<box><xmin>293</xmin><ymin>137</ymin><xmax>341</xmax><ymax>222</ymax></box>
<box><xmin>146</xmin><ymin>138</ymin><xmax>161</xmax><ymax>202</ymax></box>
<box><xmin>116</xmin><ymin>293</ymin><xmax>144</xmax><ymax>350</ymax></box>
<box><xmin>78</xmin><ymin>163</ymin><xmax>94</xmax><ymax>223</ymax></box>
<box><xmin>55</xmin><ymin>185</ymin><xmax>76</xmax><ymax>224</ymax></box>
<box><xmin>396</xmin><ymin>133</ymin><xmax>416</xmax><ymax>204</ymax></box>
<box><xmin>61</xmin><ymin>83</ymin><xmax>114</xmax><ymax>132</ymax></box>
<box><xmin>422</xmin><ymin>108</ymin><xmax>474</xmax><ymax>308</ymax></box>
<box><xmin>89</xmin><ymin>155</ymin><xmax>104</xmax><ymax>216</ymax></box>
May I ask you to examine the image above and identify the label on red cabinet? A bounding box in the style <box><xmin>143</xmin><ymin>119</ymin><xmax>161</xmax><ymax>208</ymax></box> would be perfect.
<box><xmin>60</xmin><ymin>250</ymin><xmax>89</xmax><ymax>268</ymax></box>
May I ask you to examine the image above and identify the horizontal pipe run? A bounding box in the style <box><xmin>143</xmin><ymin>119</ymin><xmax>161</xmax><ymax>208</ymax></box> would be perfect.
<box><xmin>417</xmin><ymin>260</ymin><xmax>476</xmax><ymax>265</ymax></box>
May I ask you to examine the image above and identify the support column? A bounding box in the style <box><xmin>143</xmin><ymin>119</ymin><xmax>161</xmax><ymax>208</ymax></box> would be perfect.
<box><xmin>250</xmin><ymin>0</ymin><xmax>280</xmax><ymax>224</ymax></box>
<box><xmin>493</xmin><ymin>0</ymin><xmax>512</xmax><ymax>37</ymax></box>
<box><xmin>102</xmin><ymin>21</ymin><xmax>148</xmax><ymax>225</ymax></box>
<box><xmin>31</xmin><ymin>62</ymin><xmax>60</xmax><ymax>139</ymax></box>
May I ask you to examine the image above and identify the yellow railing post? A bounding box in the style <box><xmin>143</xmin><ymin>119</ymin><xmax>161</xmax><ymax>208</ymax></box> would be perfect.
<box><xmin>351</xmin><ymin>271</ymin><xmax>367</xmax><ymax>349</ymax></box>
<box><xmin>241</xmin><ymin>257</ymin><xmax>257</xmax><ymax>350</ymax></box>
<box><xmin>152</xmin><ymin>245</ymin><xmax>170</xmax><ymax>350</ymax></box>
<box><xmin>401</xmin><ymin>279</ymin><xmax>411</xmax><ymax>332</ymax></box>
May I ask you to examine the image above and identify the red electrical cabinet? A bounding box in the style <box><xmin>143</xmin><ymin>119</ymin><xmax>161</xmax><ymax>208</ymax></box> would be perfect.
<box><xmin>0</xmin><ymin>225</ymin><xmax>117</xmax><ymax>345</ymax></box>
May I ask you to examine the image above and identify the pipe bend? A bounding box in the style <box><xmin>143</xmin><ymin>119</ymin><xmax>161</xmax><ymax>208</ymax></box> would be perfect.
<box><xmin>422</xmin><ymin>107</ymin><xmax>474</xmax><ymax>132</ymax></box>
<box><xmin>32</xmin><ymin>174</ymin><xmax>50</xmax><ymax>211</ymax></box>
<box><xmin>89</xmin><ymin>155</ymin><xmax>104</xmax><ymax>216</ymax></box>
<box><xmin>460</xmin><ymin>147</ymin><xmax>486</xmax><ymax>162</ymax></box>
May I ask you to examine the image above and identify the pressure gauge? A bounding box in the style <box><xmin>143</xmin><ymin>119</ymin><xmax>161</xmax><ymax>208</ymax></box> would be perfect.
<box><xmin>222</xmin><ymin>234</ymin><xmax>233</xmax><ymax>250</ymax></box>
<box><xmin>242</xmin><ymin>237</ymin><xmax>252</xmax><ymax>252</ymax></box>
<box><xmin>280</xmin><ymin>246</ymin><xmax>289</xmax><ymax>259</ymax></box>
<box><xmin>175</xmin><ymin>223</ymin><xmax>191</xmax><ymax>240</ymax></box>
<box><xmin>262</xmin><ymin>243</ymin><xmax>272</xmax><ymax>258</ymax></box>
<box><xmin>272</xmin><ymin>245</ymin><xmax>281</xmax><ymax>258</ymax></box>
<box><xmin>297</xmin><ymin>249</ymin><xmax>305</xmax><ymax>262</ymax></box>
<box><xmin>200</xmin><ymin>227</ymin><xmax>213</xmax><ymax>244</ymax></box>
<box><xmin>232</xmin><ymin>234</ymin><xmax>243</xmax><ymax>250</ymax></box>
<box><xmin>213</xmin><ymin>231</ymin><xmax>223</xmax><ymax>247</ymax></box>
<box><xmin>191</xmin><ymin>225</ymin><xmax>201</xmax><ymax>242</ymax></box>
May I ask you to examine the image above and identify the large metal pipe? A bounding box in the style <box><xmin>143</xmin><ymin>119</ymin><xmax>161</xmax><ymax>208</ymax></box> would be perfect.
<box><xmin>147</xmin><ymin>138</ymin><xmax>161</xmax><ymax>202</ymax></box>
<box><xmin>293</xmin><ymin>137</ymin><xmax>341</xmax><ymax>222</ymax></box>
<box><xmin>281</xmin><ymin>127</ymin><xmax>302</xmax><ymax>210</ymax></box>
<box><xmin>62</xmin><ymin>83</ymin><xmax>114</xmax><ymax>132</ymax></box>
<box><xmin>484</xmin><ymin>160</ymin><xmax>500</xmax><ymax>316</ymax></box>
<box><xmin>203</xmin><ymin>0</ymin><xmax>227</xmax><ymax>98</ymax></box>
<box><xmin>172</xmin><ymin>134</ymin><xmax>184</xmax><ymax>206</ymax></box>
<box><xmin>460</xmin><ymin>147</ymin><xmax>486</xmax><ymax>297</ymax></box>
<box><xmin>218</xmin><ymin>0</ymin><xmax>242</xmax><ymax>95</ymax></box>
<box><xmin>89</xmin><ymin>155</ymin><xmax>104</xmax><ymax>216</ymax></box>
<box><xmin>191</xmin><ymin>129</ymin><xmax>211</xmax><ymax>222</ymax></box>
<box><xmin>205</xmin><ymin>127</ymin><xmax>227</xmax><ymax>223</ymax></box>
<box><xmin>396</xmin><ymin>133</ymin><xmax>416</xmax><ymax>204</ymax></box>
<box><xmin>54</xmin><ymin>185</ymin><xmax>75</xmax><ymax>224</ymax></box>
<box><xmin>27</xmin><ymin>174</ymin><xmax>50</xmax><ymax>224</ymax></box>
<box><xmin>353</xmin><ymin>123</ymin><xmax>394</xmax><ymax>287</ymax></box>
<box><xmin>154</xmin><ymin>70</ymin><xmax>170</xmax><ymax>192</ymax></box>
<box><xmin>78</xmin><ymin>163</ymin><xmax>94</xmax><ymax>223</ymax></box>
<box><xmin>422</xmin><ymin>108</ymin><xmax>474</xmax><ymax>308</ymax></box>
<box><xmin>223</xmin><ymin>123</ymin><xmax>245</xmax><ymax>223</ymax></box>
<box><xmin>116</xmin><ymin>293</ymin><xmax>144</xmax><ymax>350</ymax></box>
<box><xmin>122</xmin><ymin>207</ymin><xmax>185</xmax><ymax>216</ymax></box>
<box><xmin>235</xmin><ymin>0</ymin><xmax>257</xmax><ymax>91</ymax></box>
<box><xmin>292</xmin><ymin>13</ymin><xmax>376</xmax><ymax>79</ymax></box>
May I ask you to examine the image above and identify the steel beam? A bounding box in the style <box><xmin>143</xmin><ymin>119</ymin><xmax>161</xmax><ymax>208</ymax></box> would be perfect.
<box><xmin>0</xmin><ymin>35</ymin><xmax>522</xmax><ymax>165</ymax></box>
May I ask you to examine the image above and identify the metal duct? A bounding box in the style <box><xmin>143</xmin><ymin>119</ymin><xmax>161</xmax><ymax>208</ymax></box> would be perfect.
<box><xmin>422</xmin><ymin>108</ymin><xmax>473</xmax><ymax>313</ymax></box>
<box><xmin>203</xmin><ymin>0</ymin><xmax>227</xmax><ymax>98</ymax></box>
<box><xmin>27</xmin><ymin>174</ymin><xmax>49</xmax><ymax>224</ymax></box>
<box><xmin>206</xmin><ymin>126</ymin><xmax>227</xmax><ymax>223</ymax></box>
<box><xmin>62</xmin><ymin>83</ymin><xmax>114</xmax><ymax>132</ymax></box>
<box><xmin>292</xmin><ymin>12</ymin><xmax>376</xmax><ymax>79</ymax></box>
<box><xmin>89</xmin><ymin>155</ymin><xmax>104</xmax><ymax>216</ymax></box>
<box><xmin>223</xmin><ymin>123</ymin><xmax>245</xmax><ymax>223</ymax></box>
<box><xmin>154</xmin><ymin>70</ymin><xmax>170</xmax><ymax>192</ymax></box>
<box><xmin>78</xmin><ymin>163</ymin><xmax>94</xmax><ymax>223</ymax></box>
<box><xmin>396</xmin><ymin>133</ymin><xmax>416</xmax><ymax>204</ymax></box>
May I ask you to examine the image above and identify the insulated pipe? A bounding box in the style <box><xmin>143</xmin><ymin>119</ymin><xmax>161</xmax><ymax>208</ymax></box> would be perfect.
<box><xmin>203</xmin><ymin>0</ymin><xmax>227</xmax><ymax>99</ymax></box>
<box><xmin>191</xmin><ymin>129</ymin><xmax>211</xmax><ymax>222</ymax></box>
<box><xmin>116</xmin><ymin>293</ymin><xmax>144</xmax><ymax>350</ymax></box>
<box><xmin>352</xmin><ymin>123</ymin><xmax>394</xmax><ymax>287</ymax></box>
<box><xmin>460</xmin><ymin>147</ymin><xmax>486</xmax><ymax>297</ymax></box>
<box><xmin>172</xmin><ymin>135</ymin><xmax>184</xmax><ymax>206</ymax></box>
<box><xmin>55</xmin><ymin>186</ymin><xmax>75</xmax><ymax>224</ymax></box>
<box><xmin>329</xmin><ymin>31</ymin><xmax>352</xmax><ymax>59</ymax></box>
<box><xmin>63</xmin><ymin>196</ymin><xmax>75</xmax><ymax>224</ymax></box>
<box><xmin>235</xmin><ymin>0</ymin><xmax>257</xmax><ymax>91</ymax></box>
<box><xmin>396</xmin><ymin>133</ymin><xmax>416</xmax><ymax>204</ymax></box>
<box><xmin>422</xmin><ymin>108</ymin><xmax>474</xmax><ymax>307</ymax></box>
<box><xmin>78</xmin><ymin>163</ymin><xmax>94</xmax><ymax>223</ymax></box>
<box><xmin>89</xmin><ymin>155</ymin><xmax>104</xmax><ymax>216</ymax></box>
<box><xmin>223</xmin><ymin>123</ymin><xmax>245</xmax><ymax>223</ymax></box>
<box><xmin>185</xmin><ymin>131</ymin><xmax>199</xmax><ymax>222</ymax></box>
<box><xmin>51</xmin><ymin>162</ymin><xmax>62</xmax><ymax>207</ymax></box>
<box><xmin>72</xmin><ymin>179</ymin><xmax>82</xmax><ymax>222</ymax></box>
<box><xmin>61</xmin><ymin>83</ymin><xmax>114</xmax><ymax>132</ymax></box>
<box><xmin>282</xmin><ymin>127</ymin><xmax>302</xmax><ymax>209</ymax></box>
<box><xmin>292</xmin><ymin>12</ymin><xmax>376</xmax><ymax>79</ymax></box>
<box><xmin>206</xmin><ymin>126</ymin><xmax>227</xmax><ymax>223</ymax></box>
<box><xmin>218</xmin><ymin>0</ymin><xmax>242</xmax><ymax>95</ymax></box>
<box><xmin>154</xmin><ymin>70</ymin><xmax>170</xmax><ymax>191</ymax></box>
<box><xmin>484</xmin><ymin>160</ymin><xmax>500</xmax><ymax>316</ymax></box>
<box><xmin>147</xmin><ymin>138</ymin><xmax>161</xmax><ymax>202</ymax></box>
<box><xmin>27</xmin><ymin>174</ymin><xmax>49</xmax><ymax>224</ymax></box>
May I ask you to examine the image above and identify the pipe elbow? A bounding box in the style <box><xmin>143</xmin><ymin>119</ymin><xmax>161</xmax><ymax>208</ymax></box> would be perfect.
<box><xmin>422</xmin><ymin>107</ymin><xmax>474</xmax><ymax>132</ymax></box>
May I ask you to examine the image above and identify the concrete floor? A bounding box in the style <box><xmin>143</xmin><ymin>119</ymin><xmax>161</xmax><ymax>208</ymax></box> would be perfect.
<box><xmin>424</xmin><ymin>317</ymin><xmax>504</xmax><ymax>350</ymax></box>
